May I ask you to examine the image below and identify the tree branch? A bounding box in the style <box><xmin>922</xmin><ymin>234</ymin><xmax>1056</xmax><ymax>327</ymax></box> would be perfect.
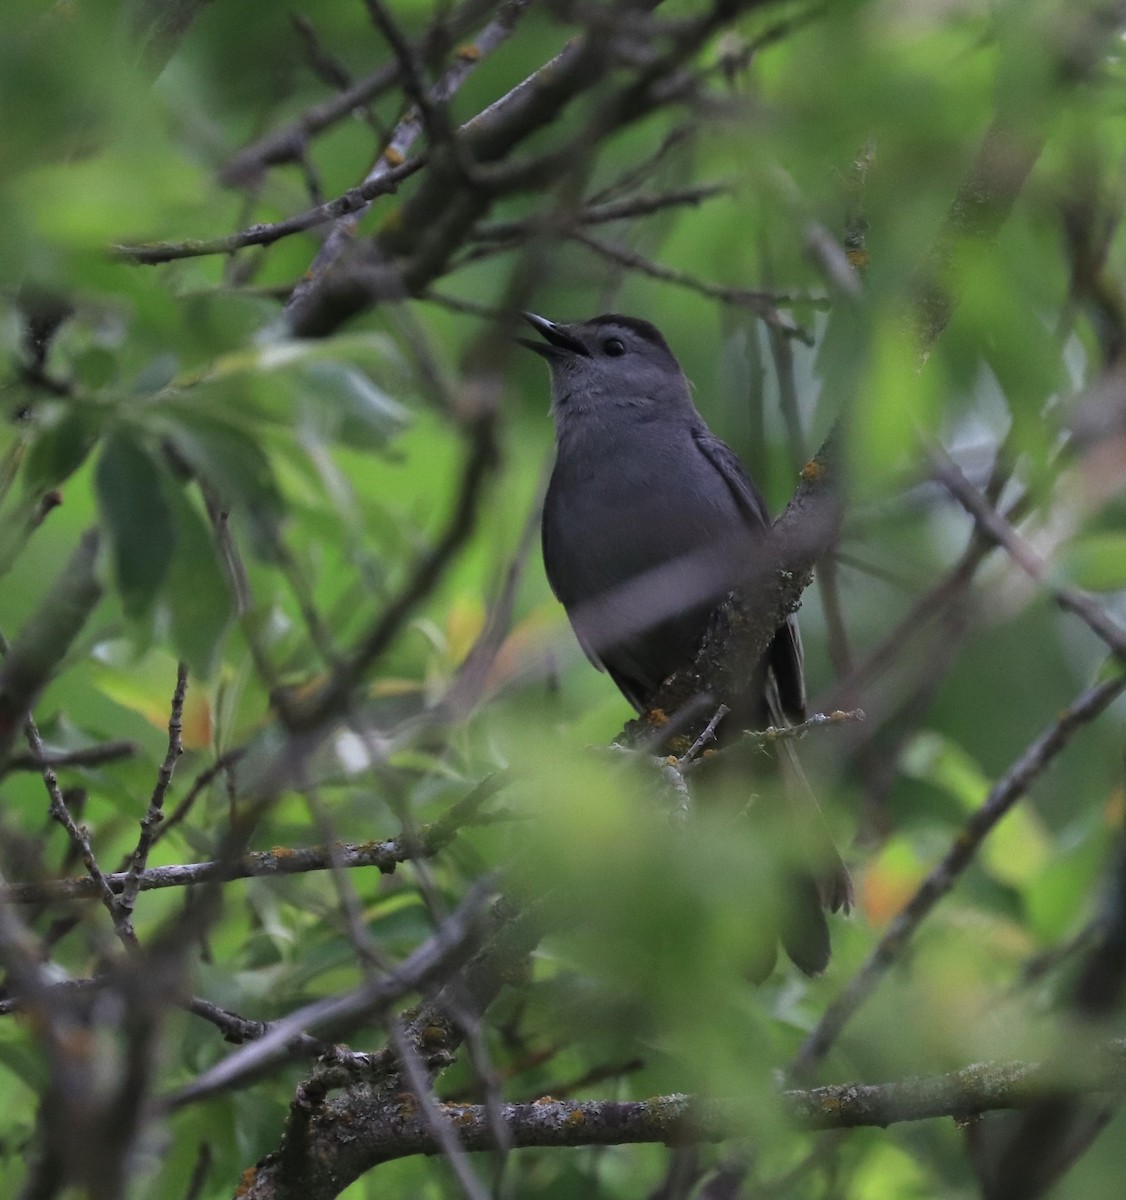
<box><xmin>931</xmin><ymin>447</ymin><xmax>1126</xmax><ymax>663</ymax></box>
<box><xmin>0</xmin><ymin>774</ymin><xmax>504</xmax><ymax>906</ymax></box>
<box><xmin>216</xmin><ymin>0</ymin><xmax>502</xmax><ymax>185</ymax></box>
<box><xmin>231</xmin><ymin>1041</ymin><xmax>1126</xmax><ymax>1195</ymax></box>
<box><xmin>790</xmin><ymin>671</ymin><xmax>1126</xmax><ymax>1083</ymax></box>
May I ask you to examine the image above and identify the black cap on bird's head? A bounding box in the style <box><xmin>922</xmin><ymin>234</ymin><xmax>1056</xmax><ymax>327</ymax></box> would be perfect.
<box><xmin>518</xmin><ymin>312</ymin><xmax>691</xmax><ymax>415</ymax></box>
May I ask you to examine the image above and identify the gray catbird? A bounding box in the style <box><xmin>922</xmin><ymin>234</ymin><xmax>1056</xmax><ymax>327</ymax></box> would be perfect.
<box><xmin>522</xmin><ymin>311</ymin><xmax>850</xmax><ymax>976</ymax></box>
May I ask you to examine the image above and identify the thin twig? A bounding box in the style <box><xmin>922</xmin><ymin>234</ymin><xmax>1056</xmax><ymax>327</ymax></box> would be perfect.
<box><xmin>469</xmin><ymin>182</ymin><xmax>732</xmax><ymax>243</ymax></box>
<box><xmin>284</xmin><ymin>0</ymin><xmax>533</xmax><ymax>314</ymax></box>
<box><xmin>113</xmin><ymin>158</ymin><xmax>424</xmax><ymax>263</ymax></box>
<box><xmin>147</xmin><ymin>747</ymin><xmax>245</xmax><ymax>850</ymax></box>
<box><xmin>822</xmin><ymin>486</ymin><xmax>1031</xmax><ymax>712</ymax></box>
<box><xmin>573</xmin><ymin>230</ymin><xmax>822</xmax><ymax>331</ymax></box>
<box><xmin>166</xmin><ymin>880</ymin><xmax>494</xmax><ymax>1108</ymax></box>
<box><xmin>216</xmin><ymin>0</ymin><xmax>499</xmax><ymax>184</ymax></box>
<box><xmin>931</xmin><ymin>447</ymin><xmax>1126</xmax><ymax>663</ymax></box>
<box><xmin>115</xmin><ymin>663</ymin><xmax>189</xmax><ymax>935</ymax></box>
<box><xmin>679</xmin><ymin>704</ymin><xmax>731</xmax><ymax>767</ymax></box>
<box><xmin>4</xmin><ymin>741</ymin><xmax>138</xmax><ymax>773</ymax></box>
<box><xmin>790</xmin><ymin>673</ymin><xmax>1126</xmax><ymax>1083</ymax></box>
<box><xmin>3</xmin><ymin>776</ymin><xmax>503</xmax><ymax>905</ymax></box>
<box><xmin>362</xmin><ymin>0</ymin><xmax>454</xmax><ymax>150</ymax></box>
<box><xmin>23</xmin><ymin>715</ymin><xmax>123</xmax><ymax>930</ymax></box>
<box><xmin>388</xmin><ymin>1017</ymin><xmax>492</xmax><ymax>1200</ymax></box>
<box><xmin>678</xmin><ymin>709</ymin><xmax>865</xmax><ymax>774</ymax></box>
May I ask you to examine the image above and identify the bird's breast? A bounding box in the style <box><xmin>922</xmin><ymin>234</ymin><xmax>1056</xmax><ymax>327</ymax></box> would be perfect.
<box><xmin>544</xmin><ymin>424</ymin><xmax>753</xmax><ymax>605</ymax></box>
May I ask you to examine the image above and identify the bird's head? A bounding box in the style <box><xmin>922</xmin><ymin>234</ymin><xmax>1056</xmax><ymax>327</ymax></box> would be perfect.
<box><xmin>519</xmin><ymin>312</ymin><xmax>693</xmax><ymax>420</ymax></box>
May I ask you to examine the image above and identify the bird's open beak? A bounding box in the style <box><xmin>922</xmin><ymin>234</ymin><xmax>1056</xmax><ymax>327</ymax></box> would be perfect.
<box><xmin>516</xmin><ymin>313</ymin><xmax>590</xmax><ymax>358</ymax></box>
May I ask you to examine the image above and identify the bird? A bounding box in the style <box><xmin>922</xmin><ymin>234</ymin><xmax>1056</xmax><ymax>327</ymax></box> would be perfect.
<box><xmin>521</xmin><ymin>311</ymin><xmax>851</xmax><ymax>977</ymax></box>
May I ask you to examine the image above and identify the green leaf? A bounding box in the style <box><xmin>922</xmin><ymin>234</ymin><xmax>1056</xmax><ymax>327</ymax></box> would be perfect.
<box><xmin>72</xmin><ymin>345</ymin><xmax>117</xmax><ymax>389</ymax></box>
<box><xmin>131</xmin><ymin>353</ymin><xmax>179</xmax><ymax>394</ymax></box>
<box><xmin>900</xmin><ymin>730</ymin><xmax>989</xmax><ymax>811</ymax></box>
<box><xmin>1064</xmin><ymin>532</ymin><xmax>1126</xmax><ymax>592</ymax></box>
<box><xmin>982</xmin><ymin>804</ymin><xmax>1051</xmax><ymax>887</ymax></box>
<box><xmin>23</xmin><ymin>406</ymin><xmax>101</xmax><ymax>490</ymax></box>
<box><xmin>163</xmin><ymin>484</ymin><xmax>234</xmax><ymax>679</ymax></box>
<box><xmin>297</xmin><ymin>361</ymin><xmax>410</xmax><ymax>451</ymax></box>
<box><xmin>157</xmin><ymin>411</ymin><xmax>286</xmax><ymax>560</ymax></box>
<box><xmin>203</xmin><ymin>331</ymin><xmax>402</xmax><ymax>384</ymax></box>
<box><xmin>95</xmin><ymin>431</ymin><xmax>175</xmax><ymax>617</ymax></box>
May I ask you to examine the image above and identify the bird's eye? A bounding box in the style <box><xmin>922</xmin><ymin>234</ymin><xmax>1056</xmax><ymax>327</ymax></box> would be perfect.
<box><xmin>603</xmin><ymin>338</ymin><xmax>626</xmax><ymax>357</ymax></box>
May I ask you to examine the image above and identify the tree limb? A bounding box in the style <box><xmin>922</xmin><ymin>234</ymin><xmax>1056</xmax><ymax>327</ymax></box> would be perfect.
<box><xmin>790</xmin><ymin>671</ymin><xmax>1126</xmax><ymax>1082</ymax></box>
<box><xmin>232</xmin><ymin>1041</ymin><xmax>1126</xmax><ymax>1197</ymax></box>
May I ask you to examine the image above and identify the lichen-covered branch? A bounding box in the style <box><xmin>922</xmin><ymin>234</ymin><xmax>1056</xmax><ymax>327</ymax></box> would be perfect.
<box><xmin>238</xmin><ymin>897</ymin><xmax>545</xmax><ymax>1200</ymax></box>
<box><xmin>623</xmin><ymin>427</ymin><xmax>843</xmax><ymax>749</ymax></box>
<box><xmin>233</xmin><ymin>1042</ymin><xmax>1126</xmax><ymax>1198</ymax></box>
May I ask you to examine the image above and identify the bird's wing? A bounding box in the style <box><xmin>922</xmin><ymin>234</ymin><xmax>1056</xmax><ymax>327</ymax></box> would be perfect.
<box><xmin>541</xmin><ymin>485</ymin><xmax>606</xmax><ymax>674</ymax></box>
<box><xmin>769</xmin><ymin>617</ymin><xmax>807</xmax><ymax>722</ymax></box>
<box><xmin>765</xmin><ymin>676</ymin><xmax>854</xmax><ymax>915</ymax></box>
<box><xmin>691</xmin><ymin>428</ymin><xmax>772</xmax><ymax>529</ymax></box>
<box><xmin>693</xmin><ymin>429</ymin><xmax>806</xmax><ymax>719</ymax></box>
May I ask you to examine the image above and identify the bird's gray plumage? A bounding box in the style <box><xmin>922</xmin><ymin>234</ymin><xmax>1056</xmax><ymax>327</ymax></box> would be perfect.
<box><xmin>526</xmin><ymin>312</ymin><xmax>803</xmax><ymax>719</ymax></box>
<box><xmin>524</xmin><ymin>311</ymin><xmax>850</xmax><ymax>977</ymax></box>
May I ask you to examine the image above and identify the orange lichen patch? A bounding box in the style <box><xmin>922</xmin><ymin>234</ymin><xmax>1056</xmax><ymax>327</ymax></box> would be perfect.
<box><xmin>650</xmin><ymin>1095</ymin><xmax>690</xmax><ymax>1136</ymax></box>
<box><xmin>180</xmin><ymin>690</ymin><xmax>211</xmax><ymax>747</ymax></box>
<box><xmin>420</xmin><ymin>1024</ymin><xmax>447</xmax><ymax>1045</ymax></box>
<box><xmin>455</xmin><ymin>43</ymin><xmax>480</xmax><ymax>61</ymax></box>
<box><xmin>847</xmin><ymin>248</ymin><xmax>870</xmax><ymax>270</ymax></box>
<box><xmin>95</xmin><ymin>672</ymin><xmax>213</xmax><ymax>749</ymax></box>
<box><xmin>647</xmin><ymin>708</ymin><xmax>670</xmax><ymax>727</ymax></box>
<box><xmin>819</xmin><ymin>1094</ymin><xmax>843</xmax><ymax>1115</ymax></box>
<box><xmin>565</xmin><ymin>1108</ymin><xmax>586</xmax><ymax>1126</ymax></box>
<box><xmin>234</xmin><ymin>1167</ymin><xmax>258</xmax><ymax>1197</ymax></box>
<box><xmin>665</xmin><ymin>755</ymin><xmax>679</xmax><ymax>767</ymax></box>
<box><xmin>800</xmin><ymin>458</ymin><xmax>825</xmax><ymax>484</ymax></box>
<box><xmin>384</xmin><ymin>146</ymin><xmax>405</xmax><ymax>166</ymax></box>
<box><xmin>1105</xmin><ymin>785</ymin><xmax>1126</xmax><ymax>827</ymax></box>
<box><xmin>269</xmin><ymin>846</ymin><xmax>296</xmax><ymax>859</ymax></box>
<box><xmin>484</xmin><ymin>610</ymin><xmax>557</xmax><ymax>695</ymax></box>
<box><xmin>860</xmin><ymin>856</ymin><xmax>924</xmax><ymax>927</ymax></box>
<box><xmin>396</xmin><ymin>1091</ymin><xmax>419</xmax><ymax>1115</ymax></box>
<box><xmin>533</xmin><ymin>1094</ymin><xmax>557</xmax><ymax>1105</ymax></box>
